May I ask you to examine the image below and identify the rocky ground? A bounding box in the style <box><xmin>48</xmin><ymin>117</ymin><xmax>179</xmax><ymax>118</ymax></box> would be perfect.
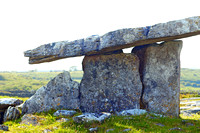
<box><xmin>180</xmin><ymin>97</ymin><xmax>200</xmax><ymax>116</ymax></box>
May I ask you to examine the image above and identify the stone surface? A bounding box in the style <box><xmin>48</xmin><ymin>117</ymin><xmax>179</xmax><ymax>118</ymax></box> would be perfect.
<box><xmin>3</xmin><ymin>106</ymin><xmax>21</xmax><ymax>122</ymax></box>
<box><xmin>20</xmin><ymin>114</ymin><xmax>45</xmax><ymax>126</ymax></box>
<box><xmin>0</xmin><ymin>98</ymin><xmax>23</xmax><ymax>110</ymax></box>
<box><xmin>132</xmin><ymin>40</ymin><xmax>182</xmax><ymax>117</ymax></box>
<box><xmin>22</xmin><ymin>71</ymin><xmax>80</xmax><ymax>114</ymax></box>
<box><xmin>89</xmin><ymin>127</ymin><xmax>98</xmax><ymax>132</ymax></box>
<box><xmin>106</xmin><ymin>129</ymin><xmax>114</xmax><ymax>132</ymax></box>
<box><xmin>56</xmin><ymin>118</ymin><xmax>69</xmax><ymax>123</ymax></box>
<box><xmin>53</xmin><ymin>110</ymin><xmax>76</xmax><ymax>117</ymax></box>
<box><xmin>181</xmin><ymin>107</ymin><xmax>200</xmax><ymax>115</ymax></box>
<box><xmin>118</xmin><ymin>109</ymin><xmax>147</xmax><ymax>116</ymax></box>
<box><xmin>73</xmin><ymin>112</ymin><xmax>111</xmax><ymax>123</ymax></box>
<box><xmin>0</xmin><ymin>125</ymin><xmax>8</xmax><ymax>131</ymax></box>
<box><xmin>80</xmin><ymin>52</ymin><xmax>142</xmax><ymax>113</ymax></box>
<box><xmin>24</xmin><ymin>16</ymin><xmax>200</xmax><ymax>64</ymax></box>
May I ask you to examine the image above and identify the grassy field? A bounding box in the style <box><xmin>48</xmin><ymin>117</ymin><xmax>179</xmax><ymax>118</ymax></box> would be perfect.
<box><xmin>3</xmin><ymin>110</ymin><xmax>200</xmax><ymax>133</ymax></box>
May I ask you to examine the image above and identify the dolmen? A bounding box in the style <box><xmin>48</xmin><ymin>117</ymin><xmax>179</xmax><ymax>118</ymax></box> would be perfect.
<box><xmin>23</xmin><ymin>16</ymin><xmax>200</xmax><ymax>117</ymax></box>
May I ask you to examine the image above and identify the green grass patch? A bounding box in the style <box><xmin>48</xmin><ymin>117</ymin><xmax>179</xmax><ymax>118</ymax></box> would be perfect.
<box><xmin>3</xmin><ymin>111</ymin><xmax>200</xmax><ymax>133</ymax></box>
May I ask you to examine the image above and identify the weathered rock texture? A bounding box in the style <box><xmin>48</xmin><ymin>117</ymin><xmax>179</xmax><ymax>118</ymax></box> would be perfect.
<box><xmin>0</xmin><ymin>98</ymin><xmax>23</xmax><ymax>124</ymax></box>
<box><xmin>80</xmin><ymin>52</ymin><xmax>142</xmax><ymax>113</ymax></box>
<box><xmin>132</xmin><ymin>40</ymin><xmax>182</xmax><ymax>117</ymax></box>
<box><xmin>24</xmin><ymin>16</ymin><xmax>200</xmax><ymax>64</ymax></box>
<box><xmin>0</xmin><ymin>98</ymin><xmax>23</xmax><ymax>110</ymax></box>
<box><xmin>22</xmin><ymin>71</ymin><xmax>80</xmax><ymax>114</ymax></box>
<box><xmin>3</xmin><ymin>106</ymin><xmax>21</xmax><ymax>122</ymax></box>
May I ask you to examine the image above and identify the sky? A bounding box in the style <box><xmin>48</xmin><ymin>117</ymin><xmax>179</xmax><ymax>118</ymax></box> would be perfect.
<box><xmin>0</xmin><ymin>0</ymin><xmax>200</xmax><ymax>71</ymax></box>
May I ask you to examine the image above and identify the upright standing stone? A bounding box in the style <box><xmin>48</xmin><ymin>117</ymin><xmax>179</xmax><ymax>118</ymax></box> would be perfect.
<box><xmin>132</xmin><ymin>40</ymin><xmax>182</xmax><ymax>117</ymax></box>
<box><xmin>80</xmin><ymin>51</ymin><xmax>142</xmax><ymax>113</ymax></box>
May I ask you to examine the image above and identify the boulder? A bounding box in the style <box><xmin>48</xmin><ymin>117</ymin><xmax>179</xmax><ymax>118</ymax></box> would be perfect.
<box><xmin>0</xmin><ymin>98</ymin><xmax>23</xmax><ymax>123</ymax></box>
<box><xmin>132</xmin><ymin>40</ymin><xmax>182</xmax><ymax>117</ymax></box>
<box><xmin>24</xmin><ymin>16</ymin><xmax>200</xmax><ymax>64</ymax></box>
<box><xmin>118</xmin><ymin>109</ymin><xmax>147</xmax><ymax>116</ymax></box>
<box><xmin>0</xmin><ymin>125</ymin><xmax>8</xmax><ymax>131</ymax></box>
<box><xmin>22</xmin><ymin>71</ymin><xmax>80</xmax><ymax>114</ymax></box>
<box><xmin>3</xmin><ymin>106</ymin><xmax>21</xmax><ymax>122</ymax></box>
<box><xmin>73</xmin><ymin>112</ymin><xmax>111</xmax><ymax>123</ymax></box>
<box><xmin>80</xmin><ymin>52</ymin><xmax>142</xmax><ymax>113</ymax></box>
<box><xmin>20</xmin><ymin>114</ymin><xmax>45</xmax><ymax>126</ymax></box>
<box><xmin>53</xmin><ymin>110</ymin><xmax>76</xmax><ymax>117</ymax></box>
<box><xmin>0</xmin><ymin>98</ymin><xmax>23</xmax><ymax>110</ymax></box>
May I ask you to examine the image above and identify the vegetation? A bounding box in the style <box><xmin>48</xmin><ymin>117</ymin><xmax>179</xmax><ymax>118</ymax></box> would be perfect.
<box><xmin>3</xmin><ymin>110</ymin><xmax>200</xmax><ymax>133</ymax></box>
<box><xmin>181</xmin><ymin>68</ymin><xmax>200</xmax><ymax>94</ymax></box>
<box><xmin>1</xmin><ymin>68</ymin><xmax>200</xmax><ymax>97</ymax></box>
<box><xmin>0</xmin><ymin>71</ymin><xmax>83</xmax><ymax>97</ymax></box>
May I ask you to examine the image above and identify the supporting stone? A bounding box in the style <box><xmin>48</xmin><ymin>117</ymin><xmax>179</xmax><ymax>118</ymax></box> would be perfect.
<box><xmin>22</xmin><ymin>71</ymin><xmax>80</xmax><ymax>114</ymax></box>
<box><xmin>132</xmin><ymin>40</ymin><xmax>182</xmax><ymax>117</ymax></box>
<box><xmin>80</xmin><ymin>51</ymin><xmax>142</xmax><ymax>113</ymax></box>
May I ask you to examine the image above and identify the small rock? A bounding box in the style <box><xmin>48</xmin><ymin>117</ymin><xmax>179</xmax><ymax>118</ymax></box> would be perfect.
<box><xmin>155</xmin><ymin>123</ymin><xmax>165</xmax><ymax>127</ymax></box>
<box><xmin>106</xmin><ymin>129</ymin><xmax>114</xmax><ymax>132</ymax></box>
<box><xmin>43</xmin><ymin>129</ymin><xmax>52</xmax><ymax>133</ymax></box>
<box><xmin>20</xmin><ymin>114</ymin><xmax>45</xmax><ymax>126</ymax></box>
<box><xmin>53</xmin><ymin>127</ymin><xmax>58</xmax><ymax>130</ymax></box>
<box><xmin>73</xmin><ymin>112</ymin><xmax>111</xmax><ymax>123</ymax></box>
<box><xmin>89</xmin><ymin>127</ymin><xmax>98</xmax><ymax>132</ymax></box>
<box><xmin>56</xmin><ymin>118</ymin><xmax>69</xmax><ymax>123</ymax></box>
<box><xmin>3</xmin><ymin>106</ymin><xmax>21</xmax><ymax>122</ymax></box>
<box><xmin>53</xmin><ymin>110</ymin><xmax>76</xmax><ymax>117</ymax></box>
<box><xmin>169</xmin><ymin>127</ymin><xmax>183</xmax><ymax>131</ymax></box>
<box><xmin>0</xmin><ymin>125</ymin><xmax>9</xmax><ymax>131</ymax></box>
<box><xmin>186</xmin><ymin>123</ymin><xmax>194</xmax><ymax>126</ymax></box>
<box><xmin>123</xmin><ymin>117</ymin><xmax>133</xmax><ymax>120</ymax></box>
<box><xmin>123</xmin><ymin>128</ymin><xmax>131</xmax><ymax>132</ymax></box>
<box><xmin>0</xmin><ymin>98</ymin><xmax>23</xmax><ymax>110</ymax></box>
<box><xmin>118</xmin><ymin>109</ymin><xmax>147</xmax><ymax>116</ymax></box>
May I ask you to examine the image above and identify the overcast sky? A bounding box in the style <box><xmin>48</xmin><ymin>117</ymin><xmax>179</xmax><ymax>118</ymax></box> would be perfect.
<box><xmin>0</xmin><ymin>0</ymin><xmax>199</xmax><ymax>71</ymax></box>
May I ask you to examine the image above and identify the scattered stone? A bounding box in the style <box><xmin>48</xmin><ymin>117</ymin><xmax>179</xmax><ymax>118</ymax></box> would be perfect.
<box><xmin>22</xmin><ymin>71</ymin><xmax>80</xmax><ymax>114</ymax></box>
<box><xmin>43</xmin><ymin>129</ymin><xmax>52</xmax><ymax>133</ymax></box>
<box><xmin>89</xmin><ymin>127</ymin><xmax>98</xmax><ymax>132</ymax></box>
<box><xmin>181</xmin><ymin>107</ymin><xmax>200</xmax><ymax>115</ymax></box>
<box><xmin>118</xmin><ymin>109</ymin><xmax>147</xmax><ymax>116</ymax></box>
<box><xmin>20</xmin><ymin>114</ymin><xmax>45</xmax><ymax>126</ymax></box>
<box><xmin>155</xmin><ymin>123</ymin><xmax>165</xmax><ymax>127</ymax></box>
<box><xmin>73</xmin><ymin>112</ymin><xmax>111</xmax><ymax>123</ymax></box>
<box><xmin>180</xmin><ymin>107</ymin><xmax>191</xmax><ymax>110</ymax></box>
<box><xmin>123</xmin><ymin>128</ymin><xmax>131</xmax><ymax>132</ymax></box>
<box><xmin>123</xmin><ymin>117</ymin><xmax>133</xmax><ymax>120</ymax></box>
<box><xmin>0</xmin><ymin>98</ymin><xmax>23</xmax><ymax>110</ymax></box>
<box><xmin>53</xmin><ymin>110</ymin><xmax>76</xmax><ymax>117</ymax></box>
<box><xmin>80</xmin><ymin>52</ymin><xmax>142</xmax><ymax>113</ymax></box>
<box><xmin>106</xmin><ymin>129</ymin><xmax>114</xmax><ymax>132</ymax></box>
<box><xmin>24</xmin><ymin>16</ymin><xmax>200</xmax><ymax>64</ymax></box>
<box><xmin>0</xmin><ymin>125</ymin><xmax>8</xmax><ymax>131</ymax></box>
<box><xmin>132</xmin><ymin>40</ymin><xmax>182</xmax><ymax>117</ymax></box>
<box><xmin>3</xmin><ymin>106</ymin><xmax>21</xmax><ymax>122</ymax></box>
<box><xmin>186</xmin><ymin>123</ymin><xmax>194</xmax><ymax>126</ymax></box>
<box><xmin>169</xmin><ymin>127</ymin><xmax>183</xmax><ymax>131</ymax></box>
<box><xmin>56</xmin><ymin>118</ymin><xmax>69</xmax><ymax>123</ymax></box>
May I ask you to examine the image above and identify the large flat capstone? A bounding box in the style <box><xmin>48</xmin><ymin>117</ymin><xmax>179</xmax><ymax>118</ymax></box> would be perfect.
<box><xmin>80</xmin><ymin>51</ymin><xmax>142</xmax><ymax>113</ymax></box>
<box><xmin>24</xmin><ymin>16</ymin><xmax>200</xmax><ymax>64</ymax></box>
<box><xmin>132</xmin><ymin>40</ymin><xmax>182</xmax><ymax>117</ymax></box>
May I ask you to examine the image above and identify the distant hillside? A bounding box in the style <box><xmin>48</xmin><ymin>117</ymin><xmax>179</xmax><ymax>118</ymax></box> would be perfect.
<box><xmin>181</xmin><ymin>68</ymin><xmax>200</xmax><ymax>88</ymax></box>
<box><xmin>0</xmin><ymin>69</ymin><xmax>200</xmax><ymax>97</ymax></box>
<box><xmin>0</xmin><ymin>71</ymin><xmax>83</xmax><ymax>97</ymax></box>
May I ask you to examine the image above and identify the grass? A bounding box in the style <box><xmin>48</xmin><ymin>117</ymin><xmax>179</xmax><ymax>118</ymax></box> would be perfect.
<box><xmin>2</xmin><ymin>110</ymin><xmax>200</xmax><ymax>133</ymax></box>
